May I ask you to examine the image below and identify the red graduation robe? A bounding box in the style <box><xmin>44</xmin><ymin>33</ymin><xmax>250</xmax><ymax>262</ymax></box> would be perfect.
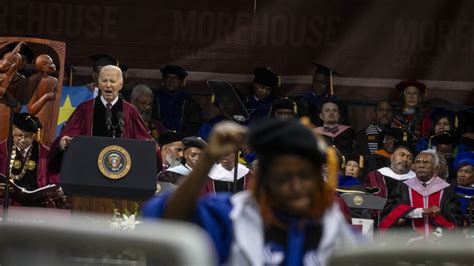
<box><xmin>380</xmin><ymin>176</ymin><xmax>456</xmax><ymax>237</ymax></box>
<box><xmin>48</xmin><ymin>98</ymin><xmax>161</xmax><ymax>174</ymax></box>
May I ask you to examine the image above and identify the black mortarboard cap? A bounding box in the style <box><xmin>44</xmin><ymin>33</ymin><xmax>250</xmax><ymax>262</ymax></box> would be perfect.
<box><xmin>89</xmin><ymin>54</ymin><xmax>119</xmax><ymax>68</ymax></box>
<box><xmin>182</xmin><ymin>136</ymin><xmax>207</xmax><ymax>150</ymax></box>
<box><xmin>120</xmin><ymin>64</ymin><xmax>129</xmax><ymax>72</ymax></box>
<box><xmin>383</xmin><ymin>127</ymin><xmax>405</xmax><ymax>140</ymax></box>
<box><xmin>429</xmin><ymin>130</ymin><xmax>458</xmax><ymax>147</ymax></box>
<box><xmin>312</xmin><ymin>63</ymin><xmax>342</xmax><ymax>76</ymax></box>
<box><xmin>160</xmin><ymin>65</ymin><xmax>188</xmax><ymax>79</ymax></box>
<box><xmin>395</xmin><ymin>80</ymin><xmax>426</xmax><ymax>94</ymax></box>
<box><xmin>13</xmin><ymin>113</ymin><xmax>42</xmax><ymax>133</ymax></box>
<box><xmin>248</xmin><ymin>119</ymin><xmax>326</xmax><ymax>167</ymax></box>
<box><xmin>0</xmin><ymin>42</ymin><xmax>35</xmax><ymax>63</ymax></box>
<box><xmin>253</xmin><ymin>67</ymin><xmax>279</xmax><ymax>88</ymax></box>
<box><xmin>272</xmin><ymin>97</ymin><xmax>297</xmax><ymax>113</ymax></box>
<box><xmin>158</xmin><ymin>131</ymin><xmax>184</xmax><ymax>147</ymax></box>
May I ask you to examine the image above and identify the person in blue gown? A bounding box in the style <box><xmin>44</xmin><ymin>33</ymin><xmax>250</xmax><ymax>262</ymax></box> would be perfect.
<box><xmin>143</xmin><ymin>119</ymin><xmax>358</xmax><ymax>265</ymax></box>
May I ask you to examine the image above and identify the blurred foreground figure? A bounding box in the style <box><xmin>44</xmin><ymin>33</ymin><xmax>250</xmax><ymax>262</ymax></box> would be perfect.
<box><xmin>144</xmin><ymin>119</ymin><xmax>357</xmax><ymax>265</ymax></box>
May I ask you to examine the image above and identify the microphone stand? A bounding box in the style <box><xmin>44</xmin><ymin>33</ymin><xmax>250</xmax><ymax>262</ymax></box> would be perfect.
<box><xmin>2</xmin><ymin>91</ymin><xmax>18</xmax><ymax>223</ymax></box>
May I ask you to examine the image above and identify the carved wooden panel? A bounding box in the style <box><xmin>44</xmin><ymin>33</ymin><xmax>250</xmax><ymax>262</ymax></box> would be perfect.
<box><xmin>0</xmin><ymin>37</ymin><xmax>65</xmax><ymax>146</ymax></box>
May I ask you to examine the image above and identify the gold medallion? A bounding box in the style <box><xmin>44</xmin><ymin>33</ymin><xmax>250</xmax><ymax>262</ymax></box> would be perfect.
<box><xmin>98</xmin><ymin>145</ymin><xmax>131</xmax><ymax>180</ymax></box>
<box><xmin>26</xmin><ymin>160</ymin><xmax>37</xmax><ymax>171</ymax></box>
<box><xmin>13</xmin><ymin>160</ymin><xmax>22</xmax><ymax>169</ymax></box>
<box><xmin>353</xmin><ymin>195</ymin><xmax>364</xmax><ymax>206</ymax></box>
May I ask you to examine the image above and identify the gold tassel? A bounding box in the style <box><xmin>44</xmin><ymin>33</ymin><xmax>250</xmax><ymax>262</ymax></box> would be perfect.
<box><xmin>455</xmin><ymin>115</ymin><xmax>459</xmax><ymax>128</ymax></box>
<box><xmin>326</xmin><ymin>146</ymin><xmax>338</xmax><ymax>191</ymax></box>
<box><xmin>359</xmin><ymin>155</ymin><xmax>364</xmax><ymax>169</ymax></box>
<box><xmin>211</xmin><ymin>94</ymin><xmax>216</xmax><ymax>103</ymax></box>
<box><xmin>341</xmin><ymin>155</ymin><xmax>346</xmax><ymax>168</ymax></box>
<box><xmin>329</xmin><ymin>69</ymin><xmax>334</xmax><ymax>96</ymax></box>
<box><xmin>403</xmin><ymin>131</ymin><xmax>408</xmax><ymax>142</ymax></box>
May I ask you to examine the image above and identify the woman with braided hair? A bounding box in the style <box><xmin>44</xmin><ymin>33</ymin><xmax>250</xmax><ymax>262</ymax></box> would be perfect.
<box><xmin>143</xmin><ymin>119</ymin><xmax>358</xmax><ymax>265</ymax></box>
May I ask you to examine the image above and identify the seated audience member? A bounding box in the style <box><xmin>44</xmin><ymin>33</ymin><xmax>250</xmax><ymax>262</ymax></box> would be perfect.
<box><xmin>416</xmin><ymin>108</ymin><xmax>457</xmax><ymax>152</ymax></box>
<box><xmin>435</xmin><ymin>152</ymin><xmax>450</xmax><ymax>180</ymax></box>
<box><xmin>391</xmin><ymin>80</ymin><xmax>431</xmax><ymax>144</ymax></box>
<box><xmin>270</xmin><ymin>97</ymin><xmax>298</xmax><ymax>120</ymax></box>
<box><xmin>364</xmin><ymin>142</ymin><xmax>416</xmax><ymax>198</ymax></box>
<box><xmin>365</xmin><ymin>127</ymin><xmax>406</xmax><ymax>172</ymax></box>
<box><xmin>48</xmin><ymin>65</ymin><xmax>160</xmax><ymax>174</ymax></box>
<box><xmin>355</xmin><ymin>100</ymin><xmax>393</xmax><ymax>155</ymax></box>
<box><xmin>153</xmin><ymin>65</ymin><xmax>203</xmax><ymax>136</ymax></box>
<box><xmin>313</xmin><ymin>99</ymin><xmax>355</xmax><ymax>154</ymax></box>
<box><xmin>157</xmin><ymin>136</ymin><xmax>207</xmax><ymax>185</ymax></box>
<box><xmin>204</xmin><ymin>152</ymin><xmax>253</xmax><ymax>195</ymax></box>
<box><xmin>157</xmin><ymin>131</ymin><xmax>184</xmax><ymax>170</ymax></box>
<box><xmin>430</xmin><ymin>131</ymin><xmax>460</xmax><ymax>181</ymax></box>
<box><xmin>380</xmin><ymin>150</ymin><xmax>457</xmax><ymax>239</ymax></box>
<box><xmin>297</xmin><ymin>63</ymin><xmax>348</xmax><ymax>126</ymax></box>
<box><xmin>338</xmin><ymin>154</ymin><xmax>365</xmax><ymax>191</ymax></box>
<box><xmin>144</xmin><ymin>119</ymin><xmax>358</xmax><ymax>265</ymax></box>
<box><xmin>130</xmin><ymin>84</ymin><xmax>165</xmax><ymax>139</ymax></box>
<box><xmin>456</xmin><ymin>108</ymin><xmax>474</xmax><ymax>151</ymax></box>
<box><xmin>243</xmin><ymin>67</ymin><xmax>278</xmax><ymax>124</ymax></box>
<box><xmin>452</xmin><ymin>152</ymin><xmax>474</xmax><ymax>222</ymax></box>
<box><xmin>0</xmin><ymin>113</ymin><xmax>63</xmax><ymax>207</ymax></box>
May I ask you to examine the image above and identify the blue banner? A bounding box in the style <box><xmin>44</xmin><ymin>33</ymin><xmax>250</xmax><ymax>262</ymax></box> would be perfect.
<box><xmin>56</xmin><ymin>86</ymin><xmax>94</xmax><ymax>136</ymax></box>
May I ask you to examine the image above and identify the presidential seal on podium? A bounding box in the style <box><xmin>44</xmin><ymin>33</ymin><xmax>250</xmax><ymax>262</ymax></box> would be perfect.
<box><xmin>98</xmin><ymin>145</ymin><xmax>131</xmax><ymax>180</ymax></box>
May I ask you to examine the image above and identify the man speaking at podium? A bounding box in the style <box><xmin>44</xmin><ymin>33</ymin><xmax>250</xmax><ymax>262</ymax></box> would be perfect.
<box><xmin>48</xmin><ymin>65</ymin><xmax>160</xmax><ymax>174</ymax></box>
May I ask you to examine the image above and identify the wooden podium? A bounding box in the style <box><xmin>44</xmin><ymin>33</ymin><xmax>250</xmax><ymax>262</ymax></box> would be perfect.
<box><xmin>60</xmin><ymin>136</ymin><xmax>157</xmax><ymax>214</ymax></box>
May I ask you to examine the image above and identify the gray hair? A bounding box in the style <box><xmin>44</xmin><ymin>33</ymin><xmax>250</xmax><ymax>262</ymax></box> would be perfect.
<box><xmin>130</xmin><ymin>84</ymin><xmax>153</xmax><ymax>103</ymax></box>
<box><xmin>416</xmin><ymin>150</ymin><xmax>439</xmax><ymax>168</ymax></box>
<box><xmin>99</xmin><ymin>65</ymin><xmax>123</xmax><ymax>82</ymax></box>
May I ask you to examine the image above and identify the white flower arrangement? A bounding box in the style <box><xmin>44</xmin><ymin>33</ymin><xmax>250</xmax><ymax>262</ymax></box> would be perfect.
<box><xmin>109</xmin><ymin>203</ymin><xmax>141</xmax><ymax>231</ymax></box>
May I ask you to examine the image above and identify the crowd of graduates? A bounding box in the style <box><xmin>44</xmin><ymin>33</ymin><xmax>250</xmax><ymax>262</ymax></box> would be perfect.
<box><xmin>1</xmin><ymin>45</ymin><xmax>474</xmax><ymax>265</ymax></box>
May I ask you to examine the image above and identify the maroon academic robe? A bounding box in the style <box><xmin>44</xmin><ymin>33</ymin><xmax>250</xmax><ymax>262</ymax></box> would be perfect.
<box><xmin>201</xmin><ymin>163</ymin><xmax>254</xmax><ymax>196</ymax></box>
<box><xmin>48</xmin><ymin>98</ymin><xmax>161</xmax><ymax>174</ymax></box>
<box><xmin>379</xmin><ymin>177</ymin><xmax>456</xmax><ymax>238</ymax></box>
<box><xmin>0</xmin><ymin>140</ymin><xmax>58</xmax><ymax>206</ymax></box>
<box><xmin>364</xmin><ymin>167</ymin><xmax>416</xmax><ymax>198</ymax></box>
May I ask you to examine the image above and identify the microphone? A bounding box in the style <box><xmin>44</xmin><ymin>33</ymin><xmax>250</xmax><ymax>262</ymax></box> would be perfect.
<box><xmin>117</xmin><ymin>111</ymin><xmax>125</xmax><ymax>134</ymax></box>
<box><xmin>105</xmin><ymin>109</ymin><xmax>113</xmax><ymax>132</ymax></box>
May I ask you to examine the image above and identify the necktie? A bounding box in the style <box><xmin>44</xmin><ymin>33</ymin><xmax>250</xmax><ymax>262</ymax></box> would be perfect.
<box><xmin>323</xmin><ymin>126</ymin><xmax>338</xmax><ymax>134</ymax></box>
<box><xmin>422</xmin><ymin>182</ymin><xmax>427</xmax><ymax>187</ymax></box>
<box><xmin>106</xmin><ymin>103</ymin><xmax>112</xmax><ymax>110</ymax></box>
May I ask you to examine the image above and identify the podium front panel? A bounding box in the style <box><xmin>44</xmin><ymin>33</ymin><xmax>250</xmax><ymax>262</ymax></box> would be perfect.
<box><xmin>61</xmin><ymin>136</ymin><xmax>157</xmax><ymax>200</ymax></box>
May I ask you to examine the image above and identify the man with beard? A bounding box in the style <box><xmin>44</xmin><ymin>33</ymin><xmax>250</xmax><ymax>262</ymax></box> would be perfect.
<box><xmin>48</xmin><ymin>65</ymin><xmax>161</xmax><ymax>174</ymax></box>
<box><xmin>313</xmin><ymin>99</ymin><xmax>354</xmax><ymax>154</ymax></box>
<box><xmin>380</xmin><ymin>150</ymin><xmax>456</xmax><ymax>240</ymax></box>
<box><xmin>355</xmin><ymin>100</ymin><xmax>393</xmax><ymax>155</ymax></box>
<box><xmin>130</xmin><ymin>84</ymin><xmax>165</xmax><ymax>139</ymax></box>
<box><xmin>364</xmin><ymin>142</ymin><xmax>416</xmax><ymax>198</ymax></box>
<box><xmin>158</xmin><ymin>131</ymin><xmax>184</xmax><ymax>170</ymax></box>
<box><xmin>157</xmin><ymin>136</ymin><xmax>207</xmax><ymax>185</ymax></box>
